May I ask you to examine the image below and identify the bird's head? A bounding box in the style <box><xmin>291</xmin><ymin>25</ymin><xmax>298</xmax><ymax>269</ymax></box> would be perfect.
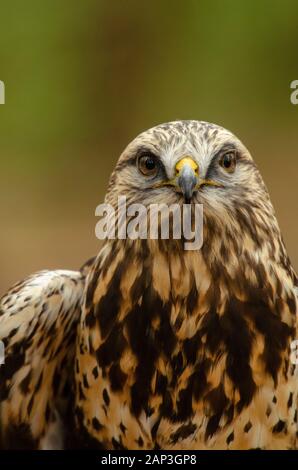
<box><xmin>105</xmin><ymin>120</ymin><xmax>283</xmax><ymax>257</ymax></box>
<box><xmin>108</xmin><ymin>120</ymin><xmax>270</xmax><ymax>208</ymax></box>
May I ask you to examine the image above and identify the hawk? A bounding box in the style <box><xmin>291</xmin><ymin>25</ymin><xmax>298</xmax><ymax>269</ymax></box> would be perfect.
<box><xmin>0</xmin><ymin>121</ymin><xmax>297</xmax><ymax>450</ymax></box>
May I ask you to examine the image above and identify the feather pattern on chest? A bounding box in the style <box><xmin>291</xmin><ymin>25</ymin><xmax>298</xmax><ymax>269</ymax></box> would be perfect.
<box><xmin>76</xmin><ymin>235</ymin><xmax>298</xmax><ymax>450</ymax></box>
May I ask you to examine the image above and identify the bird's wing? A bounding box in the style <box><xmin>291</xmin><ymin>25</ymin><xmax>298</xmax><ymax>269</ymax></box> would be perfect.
<box><xmin>0</xmin><ymin>269</ymin><xmax>86</xmax><ymax>449</ymax></box>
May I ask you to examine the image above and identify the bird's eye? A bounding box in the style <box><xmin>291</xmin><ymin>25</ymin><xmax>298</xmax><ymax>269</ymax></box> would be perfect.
<box><xmin>138</xmin><ymin>154</ymin><xmax>159</xmax><ymax>176</ymax></box>
<box><xmin>219</xmin><ymin>151</ymin><xmax>237</xmax><ymax>173</ymax></box>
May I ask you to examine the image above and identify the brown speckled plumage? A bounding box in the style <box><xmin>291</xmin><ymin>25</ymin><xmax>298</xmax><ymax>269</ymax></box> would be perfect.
<box><xmin>0</xmin><ymin>270</ymin><xmax>84</xmax><ymax>448</ymax></box>
<box><xmin>1</xmin><ymin>121</ymin><xmax>297</xmax><ymax>449</ymax></box>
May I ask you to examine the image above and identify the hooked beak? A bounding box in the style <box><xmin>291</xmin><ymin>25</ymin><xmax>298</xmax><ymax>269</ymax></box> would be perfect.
<box><xmin>152</xmin><ymin>156</ymin><xmax>223</xmax><ymax>200</ymax></box>
<box><xmin>175</xmin><ymin>157</ymin><xmax>199</xmax><ymax>203</ymax></box>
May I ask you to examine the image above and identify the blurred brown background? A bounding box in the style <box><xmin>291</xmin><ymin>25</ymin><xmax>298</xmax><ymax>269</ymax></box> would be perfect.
<box><xmin>0</xmin><ymin>0</ymin><xmax>297</xmax><ymax>293</ymax></box>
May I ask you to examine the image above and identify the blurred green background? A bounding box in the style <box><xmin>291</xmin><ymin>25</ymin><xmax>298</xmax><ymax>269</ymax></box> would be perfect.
<box><xmin>0</xmin><ymin>0</ymin><xmax>297</xmax><ymax>293</ymax></box>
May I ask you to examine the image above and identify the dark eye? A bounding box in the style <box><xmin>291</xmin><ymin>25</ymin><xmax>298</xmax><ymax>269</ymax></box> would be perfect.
<box><xmin>219</xmin><ymin>151</ymin><xmax>237</xmax><ymax>173</ymax></box>
<box><xmin>138</xmin><ymin>154</ymin><xmax>159</xmax><ymax>176</ymax></box>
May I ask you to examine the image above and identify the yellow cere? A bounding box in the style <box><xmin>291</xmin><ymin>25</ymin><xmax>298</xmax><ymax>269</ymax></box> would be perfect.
<box><xmin>175</xmin><ymin>157</ymin><xmax>199</xmax><ymax>175</ymax></box>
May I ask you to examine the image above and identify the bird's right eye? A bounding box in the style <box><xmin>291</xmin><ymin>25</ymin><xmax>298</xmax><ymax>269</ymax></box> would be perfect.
<box><xmin>138</xmin><ymin>154</ymin><xmax>159</xmax><ymax>176</ymax></box>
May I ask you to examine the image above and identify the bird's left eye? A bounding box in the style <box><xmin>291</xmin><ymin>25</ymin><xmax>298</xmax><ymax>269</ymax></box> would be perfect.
<box><xmin>219</xmin><ymin>151</ymin><xmax>237</xmax><ymax>173</ymax></box>
<box><xmin>138</xmin><ymin>154</ymin><xmax>159</xmax><ymax>176</ymax></box>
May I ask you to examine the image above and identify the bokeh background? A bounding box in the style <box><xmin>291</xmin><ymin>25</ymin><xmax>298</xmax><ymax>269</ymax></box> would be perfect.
<box><xmin>0</xmin><ymin>0</ymin><xmax>297</xmax><ymax>293</ymax></box>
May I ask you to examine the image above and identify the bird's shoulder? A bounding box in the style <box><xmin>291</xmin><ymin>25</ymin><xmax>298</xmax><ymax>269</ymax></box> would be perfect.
<box><xmin>0</xmin><ymin>269</ymin><xmax>86</xmax><ymax>449</ymax></box>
